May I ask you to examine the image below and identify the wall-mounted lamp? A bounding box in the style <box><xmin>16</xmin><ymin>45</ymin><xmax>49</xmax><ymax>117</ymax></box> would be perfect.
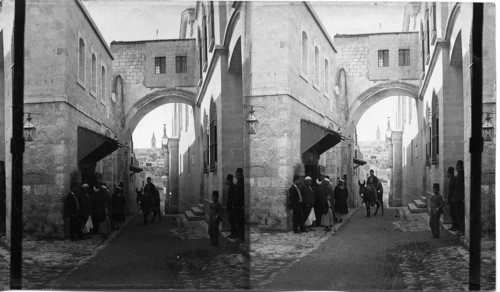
<box><xmin>482</xmin><ymin>113</ymin><xmax>494</xmax><ymax>141</ymax></box>
<box><xmin>23</xmin><ymin>112</ymin><xmax>43</xmax><ymax>142</ymax></box>
<box><xmin>245</xmin><ymin>105</ymin><xmax>265</xmax><ymax>134</ymax></box>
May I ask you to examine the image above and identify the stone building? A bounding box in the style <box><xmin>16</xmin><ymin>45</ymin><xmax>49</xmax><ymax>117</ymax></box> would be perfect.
<box><xmin>0</xmin><ymin>0</ymin><xmax>14</xmax><ymax>238</ymax></box>
<box><xmin>2</xmin><ymin>0</ymin><xmax>130</xmax><ymax>241</ymax></box>
<box><xmin>399</xmin><ymin>2</ymin><xmax>496</xmax><ymax>243</ymax></box>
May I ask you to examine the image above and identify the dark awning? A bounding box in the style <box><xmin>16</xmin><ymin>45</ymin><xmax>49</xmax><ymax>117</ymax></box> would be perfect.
<box><xmin>353</xmin><ymin>157</ymin><xmax>367</xmax><ymax>165</ymax></box>
<box><xmin>129</xmin><ymin>165</ymin><xmax>143</xmax><ymax>173</ymax></box>
<box><xmin>301</xmin><ymin>120</ymin><xmax>342</xmax><ymax>155</ymax></box>
<box><xmin>78</xmin><ymin>127</ymin><xmax>119</xmax><ymax>164</ymax></box>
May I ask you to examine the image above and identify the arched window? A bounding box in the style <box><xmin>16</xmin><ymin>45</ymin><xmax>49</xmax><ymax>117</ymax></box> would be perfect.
<box><xmin>301</xmin><ymin>31</ymin><xmax>308</xmax><ymax>76</ymax></box>
<box><xmin>78</xmin><ymin>38</ymin><xmax>85</xmax><ymax>84</ymax></box>
<box><xmin>91</xmin><ymin>53</ymin><xmax>97</xmax><ymax>94</ymax></box>
<box><xmin>431</xmin><ymin>91</ymin><xmax>439</xmax><ymax>163</ymax></box>
<box><xmin>314</xmin><ymin>46</ymin><xmax>319</xmax><ymax>86</ymax></box>
<box><xmin>209</xmin><ymin>98</ymin><xmax>217</xmax><ymax>171</ymax></box>
<box><xmin>324</xmin><ymin>59</ymin><xmax>329</xmax><ymax>94</ymax></box>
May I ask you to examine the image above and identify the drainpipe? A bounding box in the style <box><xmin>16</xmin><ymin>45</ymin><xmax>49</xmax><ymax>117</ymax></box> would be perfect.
<box><xmin>10</xmin><ymin>0</ymin><xmax>26</xmax><ymax>289</ymax></box>
<box><xmin>469</xmin><ymin>3</ymin><xmax>483</xmax><ymax>290</ymax></box>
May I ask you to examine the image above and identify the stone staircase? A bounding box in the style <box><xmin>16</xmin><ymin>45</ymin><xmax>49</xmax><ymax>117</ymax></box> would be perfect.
<box><xmin>184</xmin><ymin>204</ymin><xmax>205</xmax><ymax>221</ymax></box>
<box><xmin>408</xmin><ymin>196</ymin><xmax>428</xmax><ymax>213</ymax></box>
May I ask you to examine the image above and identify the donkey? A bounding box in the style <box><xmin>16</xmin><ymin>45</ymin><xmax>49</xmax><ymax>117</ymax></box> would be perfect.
<box><xmin>358</xmin><ymin>180</ymin><xmax>383</xmax><ymax>216</ymax></box>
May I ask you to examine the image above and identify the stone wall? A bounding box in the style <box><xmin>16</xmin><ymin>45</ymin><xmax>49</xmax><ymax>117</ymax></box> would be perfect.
<box><xmin>0</xmin><ymin>0</ymin><xmax>13</xmax><ymax>239</ymax></box>
<box><xmin>18</xmin><ymin>0</ymin><xmax>127</xmax><ymax>238</ymax></box>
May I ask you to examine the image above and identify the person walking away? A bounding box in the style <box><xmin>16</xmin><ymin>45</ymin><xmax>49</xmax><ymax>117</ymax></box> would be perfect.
<box><xmin>99</xmin><ymin>183</ymin><xmax>112</xmax><ymax>239</ymax></box>
<box><xmin>79</xmin><ymin>183</ymin><xmax>93</xmax><ymax>239</ymax></box>
<box><xmin>208</xmin><ymin>191</ymin><xmax>223</xmax><ymax>246</ymax></box>
<box><xmin>111</xmin><ymin>184</ymin><xmax>126</xmax><ymax>230</ymax></box>
<box><xmin>313</xmin><ymin>175</ymin><xmax>327</xmax><ymax>227</ymax></box>
<box><xmin>323</xmin><ymin>177</ymin><xmax>335</xmax><ymax>222</ymax></box>
<box><xmin>334</xmin><ymin>179</ymin><xmax>349</xmax><ymax>222</ymax></box>
<box><xmin>429</xmin><ymin>183</ymin><xmax>444</xmax><ymax>238</ymax></box>
<box><xmin>150</xmin><ymin>183</ymin><xmax>161</xmax><ymax>223</ymax></box>
<box><xmin>446</xmin><ymin>167</ymin><xmax>459</xmax><ymax>231</ymax></box>
<box><xmin>226</xmin><ymin>174</ymin><xmax>238</xmax><ymax>239</ymax></box>
<box><xmin>288</xmin><ymin>175</ymin><xmax>306</xmax><ymax>234</ymax></box>
<box><xmin>65</xmin><ymin>182</ymin><xmax>82</xmax><ymax>241</ymax></box>
<box><xmin>322</xmin><ymin>194</ymin><xmax>334</xmax><ymax>232</ymax></box>
<box><xmin>300</xmin><ymin>176</ymin><xmax>315</xmax><ymax>231</ymax></box>
<box><xmin>234</xmin><ymin>168</ymin><xmax>245</xmax><ymax>242</ymax></box>
<box><xmin>142</xmin><ymin>177</ymin><xmax>156</xmax><ymax>224</ymax></box>
<box><xmin>90</xmin><ymin>183</ymin><xmax>105</xmax><ymax>235</ymax></box>
<box><xmin>455</xmin><ymin>160</ymin><xmax>465</xmax><ymax>236</ymax></box>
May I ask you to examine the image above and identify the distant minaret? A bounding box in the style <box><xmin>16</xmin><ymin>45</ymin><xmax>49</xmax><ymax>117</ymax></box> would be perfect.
<box><xmin>162</xmin><ymin>124</ymin><xmax>168</xmax><ymax>146</ymax></box>
<box><xmin>151</xmin><ymin>132</ymin><xmax>156</xmax><ymax>150</ymax></box>
<box><xmin>376</xmin><ymin>124</ymin><xmax>381</xmax><ymax>141</ymax></box>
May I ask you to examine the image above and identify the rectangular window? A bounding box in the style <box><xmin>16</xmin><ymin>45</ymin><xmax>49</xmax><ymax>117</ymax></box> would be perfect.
<box><xmin>155</xmin><ymin>57</ymin><xmax>166</xmax><ymax>74</ymax></box>
<box><xmin>398</xmin><ymin>49</ymin><xmax>410</xmax><ymax>66</ymax></box>
<box><xmin>175</xmin><ymin>56</ymin><xmax>187</xmax><ymax>73</ymax></box>
<box><xmin>91</xmin><ymin>53</ymin><xmax>97</xmax><ymax>93</ymax></box>
<box><xmin>378</xmin><ymin>50</ymin><xmax>389</xmax><ymax>67</ymax></box>
<box><xmin>101</xmin><ymin>66</ymin><xmax>106</xmax><ymax>102</ymax></box>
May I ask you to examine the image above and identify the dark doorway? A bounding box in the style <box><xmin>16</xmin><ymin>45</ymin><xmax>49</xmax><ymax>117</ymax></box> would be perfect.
<box><xmin>0</xmin><ymin>30</ymin><xmax>5</xmax><ymax>235</ymax></box>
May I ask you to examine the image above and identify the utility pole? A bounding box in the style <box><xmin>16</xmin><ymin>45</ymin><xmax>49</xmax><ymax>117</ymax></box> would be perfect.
<box><xmin>10</xmin><ymin>0</ymin><xmax>26</xmax><ymax>289</ymax></box>
<box><xmin>469</xmin><ymin>2</ymin><xmax>483</xmax><ymax>290</ymax></box>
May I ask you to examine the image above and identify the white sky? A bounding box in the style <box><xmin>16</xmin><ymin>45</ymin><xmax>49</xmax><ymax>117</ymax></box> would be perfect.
<box><xmin>83</xmin><ymin>0</ymin><xmax>408</xmax><ymax>147</ymax></box>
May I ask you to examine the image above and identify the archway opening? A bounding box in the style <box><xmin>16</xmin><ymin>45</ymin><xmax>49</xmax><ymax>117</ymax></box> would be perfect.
<box><xmin>130</xmin><ymin>98</ymin><xmax>196</xmax><ymax>216</ymax></box>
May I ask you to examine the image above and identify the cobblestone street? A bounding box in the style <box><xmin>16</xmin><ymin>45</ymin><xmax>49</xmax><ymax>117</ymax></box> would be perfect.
<box><xmin>0</xmin><ymin>214</ymin><xmax>248</xmax><ymax>289</ymax></box>
<box><xmin>255</xmin><ymin>207</ymin><xmax>495</xmax><ymax>290</ymax></box>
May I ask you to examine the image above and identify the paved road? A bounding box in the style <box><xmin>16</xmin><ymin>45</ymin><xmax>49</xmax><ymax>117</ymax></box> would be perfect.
<box><xmin>263</xmin><ymin>208</ymin><xmax>489</xmax><ymax>291</ymax></box>
<box><xmin>42</xmin><ymin>215</ymin><xmax>249</xmax><ymax>290</ymax></box>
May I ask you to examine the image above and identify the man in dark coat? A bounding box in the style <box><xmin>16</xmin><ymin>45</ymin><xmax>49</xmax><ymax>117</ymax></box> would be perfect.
<box><xmin>208</xmin><ymin>191</ymin><xmax>223</xmax><ymax>246</ymax></box>
<box><xmin>289</xmin><ymin>175</ymin><xmax>306</xmax><ymax>233</ymax></box>
<box><xmin>300</xmin><ymin>176</ymin><xmax>315</xmax><ymax>230</ymax></box>
<box><xmin>226</xmin><ymin>174</ymin><xmax>238</xmax><ymax>239</ymax></box>
<box><xmin>234</xmin><ymin>168</ymin><xmax>245</xmax><ymax>242</ymax></box>
<box><xmin>313</xmin><ymin>175</ymin><xmax>327</xmax><ymax>227</ymax></box>
<box><xmin>65</xmin><ymin>182</ymin><xmax>82</xmax><ymax>241</ymax></box>
<box><xmin>455</xmin><ymin>160</ymin><xmax>465</xmax><ymax>235</ymax></box>
<box><xmin>446</xmin><ymin>167</ymin><xmax>458</xmax><ymax>231</ymax></box>
<box><xmin>142</xmin><ymin>177</ymin><xmax>157</xmax><ymax>224</ymax></box>
<box><xmin>90</xmin><ymin>183</ymin><xmax>105</xmax><ymax>235</ymax></box>
<box><xmin>334</xmin><ymin>179</ymin><xmax>349</xmax><ymax>222</ymax></box>
<box><xmin>79</xmin><ymin>183</ymin><xmax>93</xmax><ymax>238</ymax></box>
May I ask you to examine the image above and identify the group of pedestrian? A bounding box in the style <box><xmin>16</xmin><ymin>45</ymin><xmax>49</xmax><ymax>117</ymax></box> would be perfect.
<box><xmin>289</xmin><ymin>174</ymin><xmax>349</xmax><ymax>234</ymax></box>
<box><xmin>428</xmin><ymin>160</ymin><xmax>465</xmax><ymax>239</ymax></box>
<box><xmin>65</xmin><ymin>180</ymin><xmax>127</xmax><ymax>241</ymax></box>
<box><xmin>136</xmin><ymin>177</ymin><xmax>162</xmax><ymax>224</ymax></box>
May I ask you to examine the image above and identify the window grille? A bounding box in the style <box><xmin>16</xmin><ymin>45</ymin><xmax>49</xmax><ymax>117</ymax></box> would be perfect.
<box><xmin>155</xmin><ymin>57</ymin><xmax>166</xmax><ymax>74</ymax></box>
<box><xmin>378</xmin><ymin>50</ymin><xmax>389</xmax><ymax>67</ymax></box>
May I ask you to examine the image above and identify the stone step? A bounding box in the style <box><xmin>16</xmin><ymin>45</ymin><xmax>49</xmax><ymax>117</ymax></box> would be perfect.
<box><xmin>414</xmin><ymin>199</ymin><xmax>427</xmax><ymax>208</ymax></box>
<box><xmin>408</xmin><ymin>203</ymin><xmax>427</xmax><ymax>213</ymax></box>
<box><xmin>191</xmin><ymin>206</ymin><xmax>205</xmax><ymax>216</ymax></box>
<box><xmin>185</xmin><ymin>210</ymin><xmax>204</xmax><ymax>221</ymax></box>
<box><xmin>420</xmin><ymin>196</ymin><xmax>427</xmax><ymax>202</ymax></box>
<box><xmin>198</xmin><ymin>203</ymin><xmax>205</xmax><ymax>210</ymax></box>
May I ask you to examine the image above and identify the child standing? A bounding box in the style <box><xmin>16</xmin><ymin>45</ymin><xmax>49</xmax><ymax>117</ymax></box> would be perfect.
<box><xmin>429</xmin><ymin>183</ymin><xmax>444</xmax><ymax>238</ymax></box>
<box><xmin>322</xmin><ymin>194</ymin><xmax>335</xmax><ymax>232</ymax></box>
<box><xmin>209</xmin><ymin>191</ymin><xmax>223</xmax><ymax>246</ymax></box>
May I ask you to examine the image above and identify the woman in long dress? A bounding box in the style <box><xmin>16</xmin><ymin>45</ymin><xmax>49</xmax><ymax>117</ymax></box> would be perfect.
<box><xmin>334</xmin><ymin>179</ymin><xmax>349</xmax><ymax>222</ymax></box>
<box><xmin>111</xmin><ymin>184</ymin><xmax>126</xmax><ymax>230</ymax></box>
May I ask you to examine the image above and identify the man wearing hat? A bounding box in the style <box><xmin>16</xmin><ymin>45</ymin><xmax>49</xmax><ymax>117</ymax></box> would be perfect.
<box><xmin>289</xmin><ymin>175</ymin><xmax>306</xmax><ymax>233</ymax></box>
<box><xmin>300</xmin><ymin>176</ymin><xmax>315</xmax><ymax>230</ymax></box>
<box><xmin>209</xmin><ymin>191</ymin><xmax>223</xmax><ymax>246</ymax></box>
<box><xmin>225</xmin><ymin>174</ymin><xmax>238</xmax><ymax>239</ymax></box>
<box><xmin>65</xmin><ymin>182</ymin><xmax>82</xmax><ymax>241</ymax></box>
<box><xmin>234</xmin><ymin>168</ymin><xmax>245</xmax><ymax>242</ymax></box>
<box><xmin>79</xmin><ymin>183</ymin><xmax>93</xmax><ymax>239</ymax></box>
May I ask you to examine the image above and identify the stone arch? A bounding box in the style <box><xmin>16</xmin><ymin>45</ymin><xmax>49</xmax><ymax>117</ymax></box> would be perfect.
<box><xmin>124</xmin><ymin>87</ymin><xmax>197</xmax><ymax>138</ymax></box>
<box><xmin>348</xmin><ymin>81</ymin><xmax>420</xmax><ymax>126</ymax></box>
